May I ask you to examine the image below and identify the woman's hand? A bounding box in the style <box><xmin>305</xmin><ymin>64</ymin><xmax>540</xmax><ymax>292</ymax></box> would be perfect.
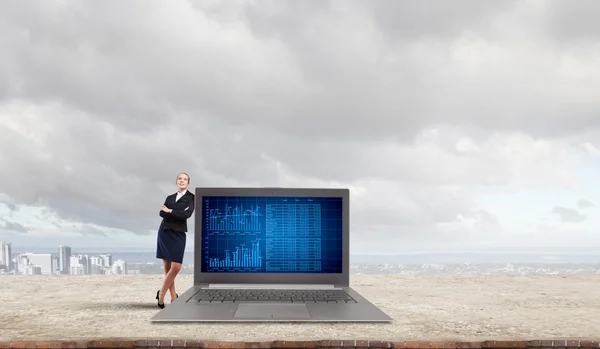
<box><xmin>161</xmin><ymin>205</ymin><xmax>173</xmax><ymax>213</ymax></box>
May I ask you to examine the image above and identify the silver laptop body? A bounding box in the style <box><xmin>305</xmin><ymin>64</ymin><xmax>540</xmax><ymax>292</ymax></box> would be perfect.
<box><xmin>151</xmin><ymin>187</ymin><xmax>391</xmax><ymax>322</ymax></box>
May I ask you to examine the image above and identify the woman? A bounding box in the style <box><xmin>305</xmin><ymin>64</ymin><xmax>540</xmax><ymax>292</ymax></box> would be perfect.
<box><xmin>155</xmin><ymin>172</ymin><xmax>194</xmax><ymax>308</ymax></box>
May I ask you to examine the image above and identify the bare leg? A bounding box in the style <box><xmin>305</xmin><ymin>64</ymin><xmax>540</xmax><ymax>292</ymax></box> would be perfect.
<box><xmin>162</xmin><ymin>259</ymin><xmax>176</xmax><ymax>301</ymax></box>
<box><xmin>159</xmin><ymin>262</ymin><xmax>182</xmax><ymax>305</ymax></box>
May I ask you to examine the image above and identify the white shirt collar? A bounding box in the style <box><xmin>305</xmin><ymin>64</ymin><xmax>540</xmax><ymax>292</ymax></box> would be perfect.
<box><xmin>176</xmin><ymin>189</ymin><xmax>187</xmax><ymax>196</ymax></box>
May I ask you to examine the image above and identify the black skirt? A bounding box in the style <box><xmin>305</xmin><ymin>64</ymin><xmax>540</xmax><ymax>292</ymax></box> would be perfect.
<box><xmin>156</xmin><ymin>224</ymin><xmax>186</xmax><ymax>264</ymax></box>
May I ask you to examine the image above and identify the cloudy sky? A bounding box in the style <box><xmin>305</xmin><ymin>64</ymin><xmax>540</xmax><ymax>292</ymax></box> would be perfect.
<box><xmin>1</xmin><ymin>0</ymin><xmax>600</xmax><ymax>255</ymax></box>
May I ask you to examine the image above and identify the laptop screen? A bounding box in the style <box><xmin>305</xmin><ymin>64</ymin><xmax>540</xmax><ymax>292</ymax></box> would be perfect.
<box><xmin>200</xmin><ymin>195</ymin><xmax>343</xmax><ymax>274</ymax></box>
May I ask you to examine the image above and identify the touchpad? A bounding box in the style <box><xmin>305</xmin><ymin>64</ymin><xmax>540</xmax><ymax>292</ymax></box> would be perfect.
<box><xmin>234</xmin><ymin>303</ymin><xmax>311</xmax><ymax>320</ymax></box>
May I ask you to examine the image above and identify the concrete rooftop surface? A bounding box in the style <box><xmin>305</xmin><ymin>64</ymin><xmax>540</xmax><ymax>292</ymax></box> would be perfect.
<box><xmin>1</xmin><ymin>274</ymin><xmax>599</xmax><ymax>342</ymax></box>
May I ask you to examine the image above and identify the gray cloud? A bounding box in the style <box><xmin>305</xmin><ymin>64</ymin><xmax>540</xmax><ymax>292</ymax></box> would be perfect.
<box><xmin>0</xmin><ymin>219</ymin><xmax>28</xmax><ymax>234</ymax></box>
<box><xmin>577</xmin><ymin>199</ymin><xmax>594</xmax><ymax>209</ymax></box>
<box><xmin>468</xmin><ymin>209</ymin><xmax>502</xmax><ymax>234</ymax></box>
<box><xmin>0</xmin><ymin>1</ymin><xmax>599</xmax><ymax>143</ymax></box>
<box><xmin>76</xmin><ymin>225</ymin><xmax>108</xmax><ymax>237</ymax></box>
<box><xmin>543</xmin><ymin>0</ymin><xmax>600</xmax><ymax>43</ymax></box>
<box><xmin>0</xmin><ymin>106</ymin><xmax>197</xmax><ymax>235</ymax></box>
<box><xmin>366</xmin><ymin>1</ymin><xmax>513</xmax><ymax>41</ymax></box>
<box><xmin>0</xmin><ymin>200</ymin><xmax>17</xmax><ymax>212</ymax></box>
<box><xmin>551</xmin><ymin>206</ymin><xmax>585</xmax><ymax>223</ymax></box>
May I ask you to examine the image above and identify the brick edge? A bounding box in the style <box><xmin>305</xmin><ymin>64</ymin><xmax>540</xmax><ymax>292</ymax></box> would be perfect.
<box><xmin>0</xmin><ymin>340</ymin><xmax>599</xmax><ymax>349</ymax></box>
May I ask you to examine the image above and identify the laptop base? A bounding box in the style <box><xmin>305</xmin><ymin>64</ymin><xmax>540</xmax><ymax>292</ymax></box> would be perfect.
<box><xmin>150</xmin><ymin>285</ymin><xmax>392</xmax><ymax>322</ymax></box>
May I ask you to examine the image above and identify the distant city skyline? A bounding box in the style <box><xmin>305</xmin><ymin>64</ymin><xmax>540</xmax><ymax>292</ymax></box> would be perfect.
<box><xmin>0</xmin><ymin>241</ymin><xmax>130</xmax><ymax>275</ymax></box>
<box><xmin>12</xmin><ymin>239</ymin><xmax>600</xmax><ymax>256</ymax></box>
<box><xmin>5</xmin><ymin>240</ymin><xmax>600</xmax><ymax>261</ymax></box>
<box><xmin>3</xmin><ymin>240</ymin><xmax>600</xmax><ymax>277</ymax></box>
<box><xmin>6</xmin><ymin>241</ymin><xmax>600</xmax><ymax>255</ymax></box>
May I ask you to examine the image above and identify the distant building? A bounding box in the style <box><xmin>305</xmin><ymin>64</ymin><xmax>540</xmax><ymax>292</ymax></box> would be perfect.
<box><xmin>70</xmin><ymin>254</ymin><xmax>90</xmax><ymax>274</ymax></box>
<box><xmin>100</xmin><ymin>254</ymin><xmax>112</xmax><ymax>267</ymax></box>
<box><xmin>17</xmin><ymin>253</ymin><xmax>54</xmax><ymax>274</ymax></box>
<box><xmin>111</xmin><ymin>259</ymin><xmax>128</xmax><ymax>275</ymax></box>
<box><xmin>90</xmin><ymin>256</ymin><xmax>106</xmax><ymax>275</ymax></box>
<box><xmin>58</xmin><ymin>245</ymin><xmax>71</xmax><ymax>274</ymax></box>
<box><xmin>24</xmin><ymin>265</ymin><xmax>42</xmax><ymax>275</ymax></box>
<box><xmin>52</xmin><ymin>255</ymin><xmax>59</xmax><ymax>274</ymax></box>
<box><xmin>1</xmin><ymin>242</ymin><xmax>12</xmax><ymax>270</ymax></box>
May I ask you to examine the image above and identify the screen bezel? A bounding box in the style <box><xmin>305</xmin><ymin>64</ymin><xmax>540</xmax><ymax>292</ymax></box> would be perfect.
<box><xmin>193</xmin><ymin>187</ymin><xmax>349</xmax><ymax>286</ymax></box>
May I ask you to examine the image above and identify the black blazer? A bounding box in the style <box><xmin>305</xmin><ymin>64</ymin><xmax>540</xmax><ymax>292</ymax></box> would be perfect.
<box><xmin>159</xmin><ymin>190</ymin><xmax>195</xmax><ymax>232</ymax></box>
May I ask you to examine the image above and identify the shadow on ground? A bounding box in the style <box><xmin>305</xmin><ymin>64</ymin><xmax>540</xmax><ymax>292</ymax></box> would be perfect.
<box><xmin>79</xmin><ymin>301</ymin><xmax>163</xmax><ymax>310</ymax></box>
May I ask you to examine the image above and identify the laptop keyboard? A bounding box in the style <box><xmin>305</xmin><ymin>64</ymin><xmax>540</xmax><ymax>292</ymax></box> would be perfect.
<box><xmin>187</xmin><ymin>288</ymin><xmax>357</xmax><ymax>303</ymax></box>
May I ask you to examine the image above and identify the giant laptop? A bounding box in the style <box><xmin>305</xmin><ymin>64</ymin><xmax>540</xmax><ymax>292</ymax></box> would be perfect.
<box><xmin>151</xmin><ymin>187</ymin><xmax>392</xmax><ymax>322</ymax></box>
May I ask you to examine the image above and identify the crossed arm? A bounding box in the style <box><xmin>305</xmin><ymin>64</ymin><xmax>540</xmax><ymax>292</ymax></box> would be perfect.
<box><xmin>159</xmin><ymin>197</ymin><xmax>195</xmax><ymax>220</ymax></box>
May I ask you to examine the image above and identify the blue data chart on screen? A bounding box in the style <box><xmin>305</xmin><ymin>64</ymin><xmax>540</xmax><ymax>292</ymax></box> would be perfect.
<box><xmin>201</xmin><ymin>196</ymin><xmax>342</xmax><ymax>273</ymax></box>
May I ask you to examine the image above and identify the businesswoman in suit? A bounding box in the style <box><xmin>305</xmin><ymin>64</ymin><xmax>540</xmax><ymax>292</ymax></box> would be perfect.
<box><xmin>155</xmin><ymin>172</ymin><xmax>194</xmax><ymax>308</ymax></box>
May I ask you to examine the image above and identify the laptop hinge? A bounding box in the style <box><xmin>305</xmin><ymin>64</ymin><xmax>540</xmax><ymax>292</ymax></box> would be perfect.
<box><xmin>206</xmin><ymin>283</ymin><xmax>337</xmax><ymax>289</ymax></box>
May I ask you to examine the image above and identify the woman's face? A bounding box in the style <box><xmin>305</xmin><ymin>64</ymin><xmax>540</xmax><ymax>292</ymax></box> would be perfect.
<box><xmin>177</xmin><ymin>174</ymin><xmax>189</xmax><ymax>191</ymax></box>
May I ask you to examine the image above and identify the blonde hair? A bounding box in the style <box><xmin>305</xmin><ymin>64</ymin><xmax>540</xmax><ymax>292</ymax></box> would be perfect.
<box><xmin>177</xmin><ymin>172</ymin><xmax>190</xmax><ymax>183</ymax></box>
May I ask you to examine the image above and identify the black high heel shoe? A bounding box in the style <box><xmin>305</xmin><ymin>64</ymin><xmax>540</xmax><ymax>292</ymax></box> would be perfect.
<box><xmin>156</xmin><ymin>290</ymin><xmax>165</xmax><ymax>309</ymax></box>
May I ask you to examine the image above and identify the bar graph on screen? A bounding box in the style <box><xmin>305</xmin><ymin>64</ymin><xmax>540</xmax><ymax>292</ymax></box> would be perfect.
<box><xmin>208</xmin><ymin>238</ymin><xmax>263</xmax><ymax>268</ymax></box>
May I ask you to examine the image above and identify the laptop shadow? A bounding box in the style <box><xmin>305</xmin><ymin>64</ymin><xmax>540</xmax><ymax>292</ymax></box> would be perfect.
<box><xmin>79</xmin><ymin>301</ymin><xmax>163</xmax><ymax>310</ymax></box>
